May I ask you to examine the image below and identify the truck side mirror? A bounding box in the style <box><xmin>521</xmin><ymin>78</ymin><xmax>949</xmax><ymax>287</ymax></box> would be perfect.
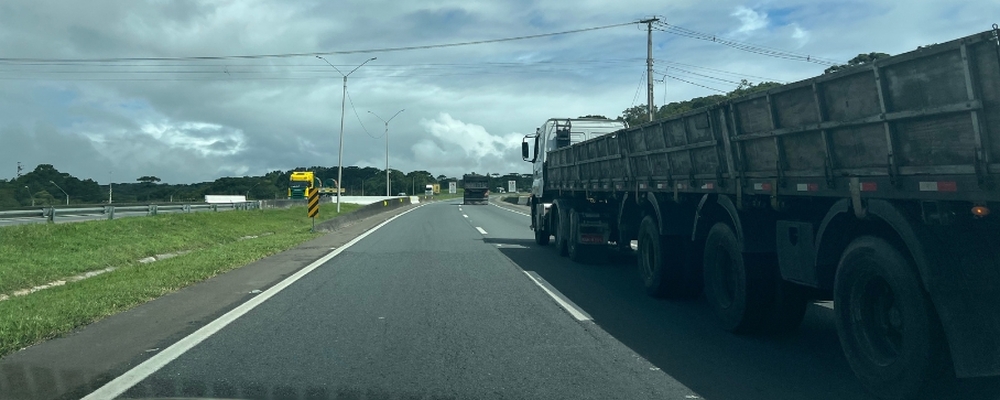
<box><xmin>522</xmin><ymin>141</ymin><xmax>530</xmax><ymax>160</ymax></box>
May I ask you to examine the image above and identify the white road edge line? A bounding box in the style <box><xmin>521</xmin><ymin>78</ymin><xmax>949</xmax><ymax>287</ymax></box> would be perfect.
<box><xmin>476</xmin><ymin>226</ymin><xmax>488</xmax><ymax>235</ymax></box>
<box><xmin>523</xmin><ymin>271</ymin><xmax>592</xmax><ymax>321</ymax></box>
<box><xmin>82</xmin><ymin>204</ymin><xmax>426</xmax><ymax>400</ymax></box>
<box><xmin>463</xmin><ymin>214</ymin><xmax>468</xmax><ymax>218</ymax></box>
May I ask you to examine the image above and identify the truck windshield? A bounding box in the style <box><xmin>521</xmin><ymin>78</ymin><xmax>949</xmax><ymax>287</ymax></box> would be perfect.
<box><xmin>289</xmin><ymin>181</ymin><xmax>309</xmax><ymax>188</ymax></box>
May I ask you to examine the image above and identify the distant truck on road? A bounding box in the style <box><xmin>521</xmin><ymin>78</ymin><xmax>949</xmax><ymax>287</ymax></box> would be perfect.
<box><xmin>522</xmin><ymin>28</ymin><xmax>1000</xmax><ymax>400</ymax></box>
<box><xmin>463</xmin><ymin>174</ymin><xmax>490</xmax><ymax>205</ymax></box>
<box><xmin>288</xmin><ymin>171</ymin><xmax>317</xmax><ymax>200</ymax></box>
<box><xmin>289</xmin><ymin>171</ymin><xmax>341</xmax><ymax>199</ymax></box>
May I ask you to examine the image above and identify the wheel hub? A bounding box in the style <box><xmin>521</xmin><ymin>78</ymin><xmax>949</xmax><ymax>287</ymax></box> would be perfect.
<box><xmin>856</xmin><ymin>277</ymin><xmax>902</xmax><ymax>366</ymax></box>
<box><xmin>714</xmin><ymin>246</ymin><xmax>736</xmax><ymax>309</ymax></box>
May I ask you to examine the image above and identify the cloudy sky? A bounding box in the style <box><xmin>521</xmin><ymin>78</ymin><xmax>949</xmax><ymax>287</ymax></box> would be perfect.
<box><xmin>1</xmin><ymin>0</ymin><xmax>997</xmax><ymax>184</ymax></box>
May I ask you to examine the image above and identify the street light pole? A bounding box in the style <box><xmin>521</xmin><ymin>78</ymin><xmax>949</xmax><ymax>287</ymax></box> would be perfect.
<box><xmin>246</xmin><ymin>182</ymin><xmax>261</xmax><ymax>200</ymax></box>
<box><xmin>24</xmin><ymin>185</ymin><xmax>34</xmax><ymax>207</ymax></box>
<box><xmin>317</xmin><ymin>55</ymin><xmax>377</xmax><ymax>213</ymax></box>
<box><xmin>368</xmin><ymin>109</ymin><xmax>404</xmax><ymax>196</ymax></box>
<box><xmin>49</xmin><ymin>181</ymin><xmax>69</xmax><ymax>205</ymax></box>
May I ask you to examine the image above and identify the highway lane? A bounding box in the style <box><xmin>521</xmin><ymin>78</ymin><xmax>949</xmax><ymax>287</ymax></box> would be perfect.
<box><xmin>467</xmin><ymin>200</ymin><xmax>1000</xmax><ymax>400</ymax></box>
<box><xmin>461</xmin><ymin>200</ymin><xmax>869</xmax><ymax>399</ymax></box>
<box><xmin>109</xmin><ymin>200</ymin><xmax>699</xmax><ymax>400</ymax></box>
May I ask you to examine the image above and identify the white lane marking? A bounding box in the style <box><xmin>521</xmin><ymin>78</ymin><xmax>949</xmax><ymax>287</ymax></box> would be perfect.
<box><xmin>491</xmin><ymin>203</ymin><xmax>530</xmax><ymax>217</ymax></box>
<box><xmin>463</xmin><ymin>214</ymin><xmax>469</xmax><ymax>218</ymax></box>
<box><xmin>82</xmin><ymin>204</ymin><xmax>427</xmax><ymax>400</ymax></box>
<box><xmin>523</xmin><ymin>271</ymin><xmax>592</xmax><ymax>321</ymax></box>
<box><xmin>476</xmin><ymin>227</ymin><xmax>488</xmax><ymax>235</ymax></box>
<box><xmin>816</xmin><ymin>301</ymin><xmax>834</xmax><ymax>310</ymax></box>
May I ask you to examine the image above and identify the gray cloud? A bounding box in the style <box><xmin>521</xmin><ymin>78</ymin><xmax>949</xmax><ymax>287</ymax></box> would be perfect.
<box><xmin>1</xmin><ymin>0</ymin><xmax>997</xmax><ymax>184</ymax></box>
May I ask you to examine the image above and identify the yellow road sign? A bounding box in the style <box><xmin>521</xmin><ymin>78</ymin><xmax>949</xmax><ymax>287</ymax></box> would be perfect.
<box><xmin>307</xmin><ymin>190</ymin><xmax>319</xmax><ymax>218</ymax></box>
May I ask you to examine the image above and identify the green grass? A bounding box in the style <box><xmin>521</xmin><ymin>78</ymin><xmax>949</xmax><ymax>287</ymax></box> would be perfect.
<box><xmin>0</xmin><ymin>205</ymin><xmax>356</xmax><ymax>294</ymax></box>
<box><xmin>0</xmin><ymin>205</ymin><xmax>359</xmax><ymax>357</ymax></box>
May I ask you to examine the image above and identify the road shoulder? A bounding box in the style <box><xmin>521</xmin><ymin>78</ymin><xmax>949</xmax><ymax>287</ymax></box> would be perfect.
<box><xmin>0</xmin><ymin>204</ymin><xmax>419</xmax><ymax>400</ymax></box>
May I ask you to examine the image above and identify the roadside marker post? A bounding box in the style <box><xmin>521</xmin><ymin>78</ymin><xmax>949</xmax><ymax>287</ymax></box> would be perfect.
<box><xmin>308</xmin><ymin>190</ymin><xmax>319</xmax><ymax>232</ymax></box>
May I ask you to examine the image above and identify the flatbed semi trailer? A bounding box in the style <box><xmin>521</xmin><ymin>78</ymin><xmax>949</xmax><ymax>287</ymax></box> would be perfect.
<box><xmin>522</xmin><ymin>28</ymin><xmax>1000</xmax><ymax>400</ymax></box>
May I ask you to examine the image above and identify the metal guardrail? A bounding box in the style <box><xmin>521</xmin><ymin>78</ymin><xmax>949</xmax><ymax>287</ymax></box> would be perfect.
<box><xmin>0</xmin><ymin>202</ymin><xmax>261</xmax><ymax>223</ymax></box>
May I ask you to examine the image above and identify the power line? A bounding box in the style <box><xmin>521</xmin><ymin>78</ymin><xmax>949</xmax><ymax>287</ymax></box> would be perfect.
<box><xmin>653</xmin><ymin>21</ymin><xmax>842</xmax><ymax>66</ymax></box>
<box><xmin>661</xmin><ymin>73</ymin><xmax>728</xmax><ymax>93</ymax></box>
<box><xmin>631</xmin><ymin>69</ymin><xmax>647</xmax><ymax>107</ymax></box>
<box><xmin>655</xmin><ymin>59</ymin><xmax>787</xmax><ymax>83</ymax></box>
<box><xmin>663</xmin><ymin>67</ymin><xmax>743</xmax><ymax>85</ymax></box>
<box><xmin>0</xmin><ymin>22</ymin><xmax>637</xmax><ymax>64</ymax></box>
<box><xmin>345</xmin><ymin>88</ymin><xmax>379</xmax><ymax>139</ymax></box>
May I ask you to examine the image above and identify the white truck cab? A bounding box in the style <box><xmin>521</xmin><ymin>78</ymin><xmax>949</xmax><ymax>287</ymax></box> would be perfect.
<box><xmin>521</xmin><ymin>118</ymin><xmax>627</xmax><ymax>199</ymax></box>
<box><xmin>521</xmin><ymin>118</ymin><xmax>627</xmax><ymax>246</ymax></box>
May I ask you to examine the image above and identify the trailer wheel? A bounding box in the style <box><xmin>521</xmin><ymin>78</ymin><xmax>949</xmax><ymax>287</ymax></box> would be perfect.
<box><xmin>636</xmin><ymin>216</ymin><xmax>695</xmax><ymax>298</ymax></box>
<box><xmin>835</xmin><ymin>236</ymin><xmax>949</xmax><ymax>400</ymax></box>
<box><xmin>554</xmin><ymin>206</ymin><xmax>569</xmax><ymax>256</ymax></box>
<box><xmin>702</xmin><ymin>222</ymin><xmax>768</xmax><ymax>333</ymax></box>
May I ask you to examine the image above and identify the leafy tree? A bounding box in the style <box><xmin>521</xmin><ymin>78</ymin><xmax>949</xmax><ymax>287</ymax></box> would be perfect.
<box><xmin>33</xmin><ymin>190</ymin><xmax>56</xmax><ymax>205</ymax></box>
<box><xmin>620</xmin><ymin>80</ymin><xmax>784</xmax><ymax>126</ymax></box>
<box><xmin>137</xmin><ymin>176</ymin><xmax>161</xmax><ymax>184</ymax></box>
<box><xmin>618</xmin><ymin>105</ymin><xmax>650</xmax><ymax>127</ymax></box>
<box><xmin>578</xmin><ymin>115</ymin><xmax>610</xmax><ymax>119</ymax></box>
<box><xmin>824</xmin><ymin>52</ymin><xmax>891</xmax><ymax>74</ymax></box>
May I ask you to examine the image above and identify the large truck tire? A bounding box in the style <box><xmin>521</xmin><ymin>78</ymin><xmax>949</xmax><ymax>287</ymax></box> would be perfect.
<box><xmin>554</xmin><ymin>206</ymin><xmax>569</xmax><ymax>256</ymax></box>
<box><xmin>637</xmin><ymin>216</ymin><xmax>698</xmax><ymax>298</ymax></box>
<box><xmin>531</xmin><ymin>201</ymin><xmax>550</xmax><ymax>246</ymax></box>
<box><xmin>834</xmin><ymin>236</ymin><xmax>950</xmax><ymax>400</ymax></box>
<box><xmin>701</xmin><ymin>223</ymin><xmax>806</xmax><ymax>334</ymax></box>
<box><xmin>567</xmin><ymin>209</ymin><xmax>607</xmax><ymax>264</ymax></box>
<box><xmin>702</xmin><ymin>222</ymin><xmax>770</xmax><ymax>333</ymax></box>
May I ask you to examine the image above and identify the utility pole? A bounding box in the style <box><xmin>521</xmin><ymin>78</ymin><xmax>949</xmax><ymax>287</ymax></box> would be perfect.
<box><xmin>108</xmin><ymin>171</ymin><xmax>113</xmax><ymax>204</ymax></box>
<box><xmin>640</xmin><ymin>17</ymin><xmax>659</xmax><ymax>123</ymax></box>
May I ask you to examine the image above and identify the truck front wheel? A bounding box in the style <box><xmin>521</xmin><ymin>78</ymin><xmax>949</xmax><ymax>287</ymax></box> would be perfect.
<box><xmin>834</xmin><ymin>236</ymin><xmax>949</xmax><ymax>400</ymax></box>
<box><xmin>554</xmin><ymin>206</ymin><xmax>569</xmax><ymax>256</ymax></box>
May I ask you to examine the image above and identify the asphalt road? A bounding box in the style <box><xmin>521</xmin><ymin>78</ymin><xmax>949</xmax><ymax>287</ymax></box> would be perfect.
<box><xmin>90</xmin><ymin>198</ymin><xmax>997</xmax><ymax>400</ymax></box>
<box><xmin>110</xmin><ymin>200</ymin><xmax>698</xmax><ymax>400</ymax></box>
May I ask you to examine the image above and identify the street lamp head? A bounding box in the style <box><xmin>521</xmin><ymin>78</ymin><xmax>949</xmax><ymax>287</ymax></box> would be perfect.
<box><xmin>368</xmin><ymin>57</ymin><xmax>377</xmax><ymax>61</ymax></box>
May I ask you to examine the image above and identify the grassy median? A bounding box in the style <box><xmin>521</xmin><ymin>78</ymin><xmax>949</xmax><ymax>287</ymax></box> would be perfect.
<box><xmin>0</xmin><ymin>205</ymin><xmax>358</xmax><ymax>358</ymax></box>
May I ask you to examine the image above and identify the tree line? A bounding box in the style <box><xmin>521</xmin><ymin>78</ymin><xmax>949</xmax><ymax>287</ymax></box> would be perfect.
<box><xmin>616</xmin><ymin>52</ymin><xmax>892</xmax><ymax>127</ymax></box>
<box><xmin>0</xmin><ymin>164</ymin><xmax>533</xmax><ymax>209</ymax></box>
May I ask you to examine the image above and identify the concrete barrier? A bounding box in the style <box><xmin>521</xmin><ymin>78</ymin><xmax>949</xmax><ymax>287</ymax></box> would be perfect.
<box><xmin>315</xmin><ymin>196</ymin><xmax>412</xmax><ymax>233</ymax></box>
<box><xmin>517</xmin><ymin>196</ymin><xmax>529</xmax><ymax>205</ymax></box>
